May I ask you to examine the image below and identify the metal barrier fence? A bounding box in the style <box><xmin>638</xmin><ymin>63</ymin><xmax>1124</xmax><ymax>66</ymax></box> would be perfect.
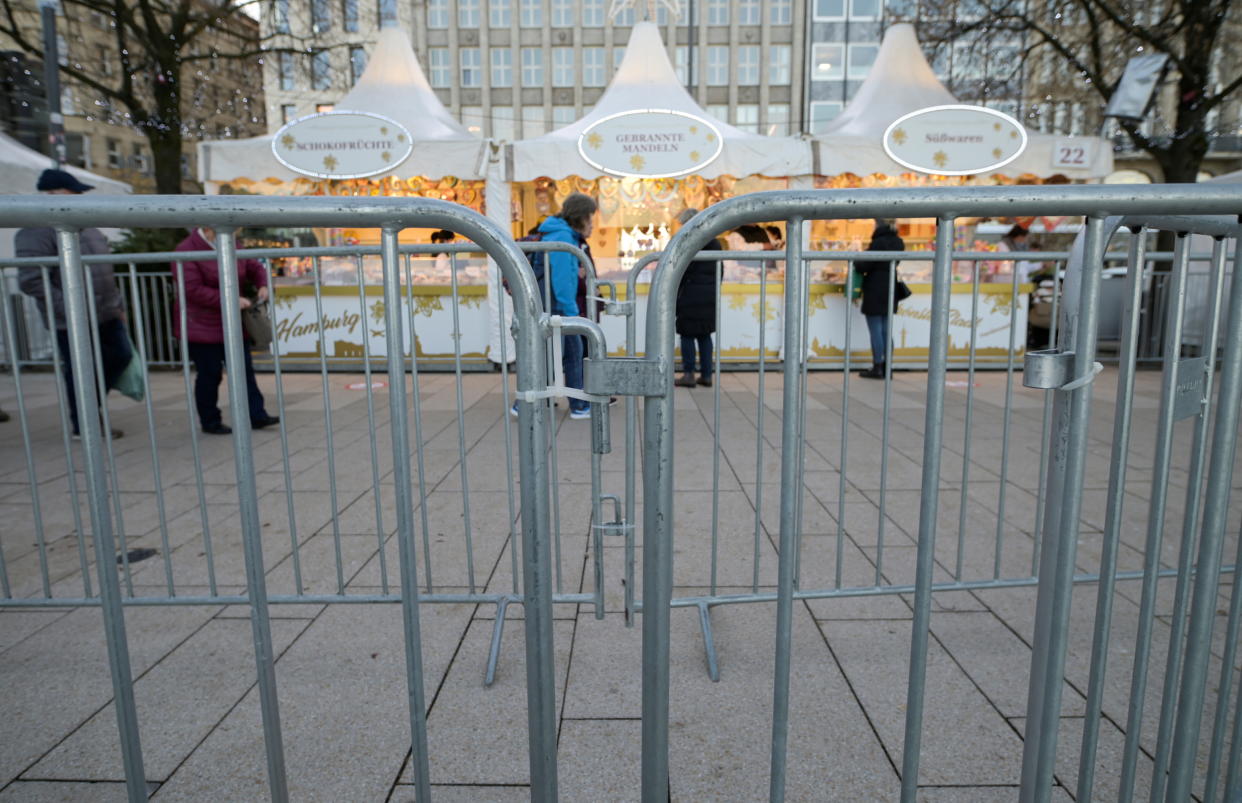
<box><xmin>632</xmin><ymin>184</ymin><xmax>1242</xmax><ymax>802</ymax></box>
<box><xmin>1</xmin><ymin>185</ymin><xmax>1241</xmax><ymax>801</ymax></box>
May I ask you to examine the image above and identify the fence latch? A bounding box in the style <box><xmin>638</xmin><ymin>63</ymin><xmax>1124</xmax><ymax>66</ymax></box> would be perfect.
<box><xmin>584</xmin><ymin>357</ymin><xmax>668</xmax><ymax>397</ymax></box>
<box><xmin>1023</xmin><ymin>349</ymin><xmax>1103</xmax><ymax>391</ymax></box>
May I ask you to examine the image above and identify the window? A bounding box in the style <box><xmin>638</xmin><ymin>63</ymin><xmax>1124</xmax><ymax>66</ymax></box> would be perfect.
<box><xmin>583</xmin><ymin>47</ymin><xmax>605</xmax><ymax>86</ymax></box>
<box><xmin>581</xmin><ymin>0</ymin><xmax>604</xmax><ymax>26</ymax></box>
<box><xmin>654</xmin><ymin>3</ymin><xmax>671</xmax><ymax>23</ymax></box>
<box><xmin>350</xmin><ymin>46</ymin><xmax>367</xmax><ymax>84</ymax></box>
<box><xmin>427</xmin><ymin>0</ymin><xmax>449</xmax><ymax>27</ymax></box>
<box><xmin>678</xmin><ymin>0</ymin><xmax>699</xmax><ymax>23</ymax></box>
<box><xmin>552</xmin><ymin>47</ymin><xmax>574</xmax><ymax>86</ymax></box>
<box><xmin>551</xmin><ymin>0</ymin><xmax>573</xmax><ymax>25</ymax></box>
<box><xmin>706</xmin><ymin>103</ymin><xmax>729</xmax><ymax>122</ymax></box>
<box><xmin>850</xmin><ymin>0</ymin><xmax>879</xmax><ymax>18</ymax></box>
<box><xmin>311</xmin><ymin>0</ymin><xmax>331</xmax><ymax>32</ymax></box>
<box><xmin>848</xmin><ymin>43</ymin><xmax>878</xmax><ymax>80</ymax></box>
<box><xmin>490</xmin><ymin>0</ymin><xmax>511</xmax><ymax>26</ymax></box>
<box><xmin>552</xmin><ymin>105</ymin><xmax>575</xmax><ymax>126</ymax></box>
<box><xmin>769</xmin><ymin>45</ymin><xmax>791</xmax><ymax>84</ymax></box>
<box><xmin>613</xmin><ymin>5</ymin><xmax>635</xmax><ymax>24</ymax></box>
<box><xmin>492</xmin><ymin>106</ymin><xmax>516</xmax><ymax>140</ymax></box>
<box><xmin>810</xmin><ymin>101</ymin><xmax>842</xmax><ymax>133</ymax></box>
<box><xmin>98</xmin><ymin>46</ymin><xmax>111</xmax><ymax>76</ymax></box>
<box><xmin>459</xmin><ymin>0</ymin><xmax>480</xmax><ymax>27</ymax></box>
<box><xmin>429</xmin><ymin>48</ymin><xmax>451</xmax><ymax>87</ymax></box>
<box><xmin>769</xmin><ymin>0</ymin><xmax>791</xmax><ymax>24</ymax></box>
<box><xmin>342</xmin><ymin>0</ymin><xmax>358</xmax><ymax>31</ymax></box>
<box><xmin>490</xmin><ymin>48</ymin><xmax>513</xmax><ymax>86</ymax></box>
<box><xmin>766</xmin><ymin>104</ymin><xmax>790</xmax><ymax>136</ymax></box>
<box><xmin>520</xmin><ymin>0</ymin><xmax>543</xmax><ymax>27</ymax></box>
<box><xmin>738</xmin><ymin>0</ymin><xmax>760</xmax><ymax>24</ymax></box>
<box><xmin>706</xmin><ymin>46</ymin><xmax>729</xmax><ymax>85</ymax></box>
<box><xmin>613</xmin><ymin>47</ymin><xmax>625</xmax><ymax>73</ymax></box>
<box><xmin>460</xmin><ymin>105</ymin><xmax>484</xmax><ymax>134</ymax></box>
<box><xmin>812</xmin><ymin>43</ymin><xmax>844</xmax><ymax>81</ymax></box>
<box><xmin>814</xmin><ymin>0</ymin><xmax>844</xmax><ymax>19</ymax></box>
<box><xmin>281</xmin><ymin>104</ymin><xmax>298</xmax><ymax>124</ymax></box>
<box><xmin>735</xmin><ymin>104</ymin><xmax>759</xmax><ymax>132</ymax></box>
<box><xmin>378</xmin><ymin>0</ymin><xmax>397</xmax><ymax>26</ymax></box>
<box><xmin>106</xmin><ymin>138</ymin><xmax>121</xmax><ymax>170</ymax></box>
<box><xmin>522</xmin><ymin>105</ymin><xmax>547</xmax><ymax>137</ymax></box>
<box><xmin>706</xmin><ymin>0</ymin><xmax>728</xmax><ymax>24</ymax></box>
<box><xmin>737</xmin><ymin>46</ymin><xmax>760</xmax><ymax>84</ymax></box>
<box><xmin>278</xmin><ymin>52</ymin><xmax>295</xmax><ymax>90</ymax></box>
<box><xmin>460</xmin><ymin>48</ymin><xmax>482</xmax><ymax>86</ymax></box>
<box><xmin>66</xmin><ymin>133</ymin><xmax>91</xmax><ymax>169</ymax></box>
<box><xmin>316</xmin><ymin>103</ymin><xmax>335</xmax><ymax>113</ymax></box>
<box><xmin>311</xmin><ymin>49</ymin><xmax>331</xmax><ymax>90</ymax></box>
<box><xmin>521</xmin><ymin>47</ymin><xmax>544</xmax><ymax>86</ymax></box>
<box><xmin>674</xmin><ymin>46</ymin><xmax>689</xmax><ymax>83</ymax></box>
<box><xmin>275</xmin><ymin>0</ymin><xmax>289</xmax><ymax>32</ymax></box>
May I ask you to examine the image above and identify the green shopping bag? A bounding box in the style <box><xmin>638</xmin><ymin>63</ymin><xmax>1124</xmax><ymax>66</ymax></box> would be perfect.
<box><xmin>848</xmin><ymin>268</ymin><xmax>863</xmax><ymax>301</ymax></box>
<box><xmin>114</xmin><ymin>349</ymin><xmax>145</xmax><ymax>402</ymax></box>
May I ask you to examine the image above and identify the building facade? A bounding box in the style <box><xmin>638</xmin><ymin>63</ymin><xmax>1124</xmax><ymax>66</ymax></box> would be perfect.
<box><xmin>0</xmin><ymin>1</ymin><xmax>266</xmax><ymax>192</ymax></box>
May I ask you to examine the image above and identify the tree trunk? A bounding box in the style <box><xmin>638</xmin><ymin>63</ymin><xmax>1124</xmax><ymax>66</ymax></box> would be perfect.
<box><xmin>148</xmin><ymin>129</ymin><xmax>186</xmax><ymax>194</ymax></box>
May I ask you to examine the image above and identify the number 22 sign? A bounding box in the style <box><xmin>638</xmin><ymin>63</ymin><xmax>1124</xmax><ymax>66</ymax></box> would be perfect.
<box><xmin>1052</xmin><ymin>138</ymin><xmax>1098</xmax><ymax>170</ymax></box>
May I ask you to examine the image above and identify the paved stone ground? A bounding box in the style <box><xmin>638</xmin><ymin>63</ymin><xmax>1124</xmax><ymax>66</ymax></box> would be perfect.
<box><xmin>1</xmin><ymin>365</ymin><xmax>1241</xmax><ymax>801</ymax></box>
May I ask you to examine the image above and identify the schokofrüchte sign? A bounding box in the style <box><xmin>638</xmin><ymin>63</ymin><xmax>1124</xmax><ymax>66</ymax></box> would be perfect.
<box><xmin>272</xmin><ymin>111</ymin><xmax>414</xmax><ymax>179</ymax></box>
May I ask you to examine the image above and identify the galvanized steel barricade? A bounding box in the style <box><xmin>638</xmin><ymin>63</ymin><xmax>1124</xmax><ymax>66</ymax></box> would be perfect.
<box><xmin>0</xmin><ymin>195</ymin><xmax>614</xmax><ymax>802</ymax></box>
<box><xmin>631</xmin><ymin>184</ymin><xmax>1242</xmax><ymax>802</ymax></box>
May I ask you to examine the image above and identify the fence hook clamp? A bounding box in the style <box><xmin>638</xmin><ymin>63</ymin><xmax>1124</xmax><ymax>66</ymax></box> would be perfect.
<box><xmin>1022</xmin><ymin>349</ymin><xmax>1103</xmax><ymax>391</ymax></box>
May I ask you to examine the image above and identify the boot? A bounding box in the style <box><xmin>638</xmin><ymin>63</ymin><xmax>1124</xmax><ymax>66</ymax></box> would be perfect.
<box><xmin>675</xmin><ymin>372</ymin><xmax>696</xmax><ymax>388</ymax></box>
<box><xmin>0</xmin><ymin>406</ymin><xmax>9</xmax><ymax>423</ymax></box>
<box><xmin>697</xmin><ymin>374</ymin><xmax>712</xmax><ymax>387</ymax></box>
<box><xmin>860</xmin><ymin>362</ymin><xmax>886</xmax><ymax>379</ymax></box>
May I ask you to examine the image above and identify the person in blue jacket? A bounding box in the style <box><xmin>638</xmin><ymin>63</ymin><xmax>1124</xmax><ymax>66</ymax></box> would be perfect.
<box><xmin>534</xmin><ymin>192</ymin><xmax>598</xmax><ymax>420</ymax></box>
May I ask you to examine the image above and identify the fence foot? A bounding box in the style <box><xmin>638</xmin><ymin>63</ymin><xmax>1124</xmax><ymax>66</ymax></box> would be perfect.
<box><xmin>697</xmin><ymin>601</ymin><xmax>720</xmax><ymax>682</ymax></box>
<box><xmin>484</xmin><ymin>598</ymin><xmax>509</xmax><ymax>686</ymax></box>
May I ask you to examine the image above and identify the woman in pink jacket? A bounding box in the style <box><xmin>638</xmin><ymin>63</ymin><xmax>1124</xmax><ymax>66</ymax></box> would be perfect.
<box><xmin>174</xmin><ymin>228</ymin><xmax>279</xmax><ymax>435</ymax></box>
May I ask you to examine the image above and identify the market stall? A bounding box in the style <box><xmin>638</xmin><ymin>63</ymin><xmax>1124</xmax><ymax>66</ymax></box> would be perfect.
<box><xmin>198</xmin><ymin>29</ymin><xmax>492</xmax><ymax>364</ymax></box>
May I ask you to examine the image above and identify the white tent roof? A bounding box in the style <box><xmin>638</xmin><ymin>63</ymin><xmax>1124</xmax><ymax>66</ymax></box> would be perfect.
<box><xmin>0</xmin><ymin>131</ymin><xmax>131</xmax><ymax>195</ymax></box>
<box><xmin>198</xmin><ymin>28</ymin><xmax>484</xmax><ymax>185</ymax></box>
<box><xmin>510</xmin><ymin>21</ymin><xmax>811</xmax><ymax>181</ymax></box>
<box><xmin>815</xmin><ymin>24</ymin><xmax>1113</xmax><ymax>180</ymax></box>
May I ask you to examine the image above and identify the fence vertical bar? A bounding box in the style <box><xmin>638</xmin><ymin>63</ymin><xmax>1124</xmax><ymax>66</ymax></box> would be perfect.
<box><xmin>1150</xmin><ymin>236</ymin><xmax>1230</xmax><ymax>801</ymax></box>
<box><xmin>380</xmin><ymin>229</ymin><xmax>433</xmax><ymax>801</ymax></box>
<box><xmin>710</xmin><ymin>255</ymin><xmax>723</xmax><ymax>596</ymax></box>
<box><xmin>1019</xmin><ymin>216</ymin><xmax>1108</xmax><ymax>803</ymax></box>
<box><xmin>955</xmin><ymin>263</ymin><xmax>982</xmax><ymax>581</ymax></box>
<box><xmin>126</xmin><ymin>265</ymin><xmax>173</xmax><ymax>595</ymax></box>
<box><xmin>175</xmin><ymin>264</ymin><xmax>217</xmax><ymax>594</ymax></box>
<box><xmin>0</xmin><ymin>267</ymin><xmax>49</xmax><ymax>597</ymax></box>
<box><xmin>40</xmin><ymin>267</ymin><xmax>92</xmax><ymax>597</ymax></box>
<box><xmin>354</xmin><ymin>256</ymin><xmax>389</xmax><ymax>594</ymax></box>
<box><xmin>625</xmin><ymin>264</ymin><xmax>641</xmax><ymax>621</ymax></box>
<box><xmin>899</xmin><ymin>216</ymin><xmax>955</xmax><ymax>803</ymax></box>
<box><xmin>311</xmin><ymin>255</ymin><xmax>346</xmax><ymax>595</ymax></box>
<box><xmin>993</xmin><ymin>261</ymin><xmax>1022</xmax><ymax>579</ymax></box>
<box><xmin>753</xmin><ymin>253</ymin><xmax>769</xmax><ymax>593</ymax></box>
<box><xmin>793</xmin><ymin>234</ymin><xmax>813</xmax><ymax>591</ymax></box>
<box><xmin>496</xmin><ymin>259</ymin><xmax>520</xmax><ymax>596</ymax></box>
<box><xmin>1031</xmin><ymin>260</ymin><xmax>1063</xmax><ymax>575</ymax></box>
<box><xmin>1205</xmin><ymin>522</ymin><xmax>1242</xmax><ymax>803</ymax></box>
<box><xmin>836</xmin><ymin>262</ymin><xmax>853</xmax><ymax>590</ymax></box>
<box><xmin>262</xmin><ymin>259</ymin><xmax>303</xmax><ymax>596</ymax></box>
<box><xmin>1119</xmin><ymin>233</ymin><xmax>1193</xmax><ymax>800</ymax></box>
<box><xmin>1075</xmin><ymin>228</ymin><xmax>1146</xmax><ymax>803</ymax></box>
<box><xmin>769</xmin><ymin>215</ymin><xmax>806</xmax><ymax>802</ymax></box>
<box><xmin>216</xmin><ymin>229</ymin><xmax>289</xmax><ymax>801</ymax></box>
<box><xmin>876</xmin><ymin>246</ymin><xmax>898</xmax><ymax>585</ymax></box>
<box><xmin>448</xmin><ymin>252</ymin><xmax>477</xmax><ymax>593</ymax></box>
<box><xmin>57</xmin><ymin>228</ymin><xmax>147</xmax><ymax>803</ymax></box>
<box><xmin>402</xmin><ymin>256</ymin><xmax>435</xmax><ymax>592</ymax></box>
<box><xmin>1165</xmin><ymin>231</ymin><xmax>1242</xmax><ymax>803</ymax></box>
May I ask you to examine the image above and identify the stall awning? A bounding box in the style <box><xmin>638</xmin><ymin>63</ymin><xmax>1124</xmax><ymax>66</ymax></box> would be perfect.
<box><xmin>815</xmin><ymin>24</ymin><xmax>1113</xmax><ymax>180</ymax></box>
<box><xmin>510</xmin><ymin>21</ymin><xmax>812</xmax><ymax>182</ymax></box>
<box><xmin>198</xmin><ymin>29</ymin><xmax>485</xmax><ymax>185</ymax></box>
<box><xmin>0</xmin><ymin>131</ymin><xmax>131</xmax><ymax>195</ymax></box>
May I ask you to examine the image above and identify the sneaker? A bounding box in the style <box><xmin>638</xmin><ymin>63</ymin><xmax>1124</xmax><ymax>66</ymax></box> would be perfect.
<box><xmin>0</xmin><ymin>407</ymin><xmax>9</xmax><ymax>422</ymax></box>
<box><xmin>608</xmin><ymin>397</ymin><xmax>618</xmax><ymax>406</ymax></box>
<box><xmin>675</xmin><ymin>372</ymin><xmax>696</xmax><ymax>388</ymax></box>
<box><xmin>510</xmin><ymin>402</ymin><xmax>520</xmax><ymax>418</ymax></box>
<box><xmin>697</xmin><ymin>375</ymin><xmax>713</xmax><ymax>387</ymax></box>
<box><xmin>568</xmin><ymin>407</ymin><xmax>591</xmax><ymax>420</ymax></box>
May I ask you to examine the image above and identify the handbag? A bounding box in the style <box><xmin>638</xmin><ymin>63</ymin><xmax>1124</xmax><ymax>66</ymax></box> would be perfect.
<box><xmin>242</xmin><ymin>301</ymin><xmax>274</xmax><ymax>351</ymax></box>
<box><xmin>895</xmin><ymin>279</ymin><xmax>913</xmax><ymax>302</ymax></box>
<box><xmin>114</xmin><ymin>351</ymin><xmax>145</xmax><ymax>402</ymax></box>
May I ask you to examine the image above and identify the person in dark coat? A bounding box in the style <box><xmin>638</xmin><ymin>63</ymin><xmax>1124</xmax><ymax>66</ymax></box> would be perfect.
<box><xmin>16</xmin><ymin>168</ymin><xmax>130</xmax><ymax>439</ymax></box>
<box><xmin>173</xmin><ymin>227</ymin><xmax>278</xmax><ymax>435</ymax></box>
<box><xmin>674</xmin><ymin>208</ymin><xmax>722</xmax><ymax>387</ymax></box>
<box><xmin>855</xmin><ymin>219</ymin><xmax>905</xmax><ymax>379</ymax></box>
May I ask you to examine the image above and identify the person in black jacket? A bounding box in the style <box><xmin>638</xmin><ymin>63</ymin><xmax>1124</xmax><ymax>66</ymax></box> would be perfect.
<box><xmin>674</xmin><ymin>208</ymin><xmax>722</xmax><ymax>388</ymax></box>
<box><xmin>855</xmin><ymin>219</ymin><xmax>905</xmax><ymax>380</ymax></box>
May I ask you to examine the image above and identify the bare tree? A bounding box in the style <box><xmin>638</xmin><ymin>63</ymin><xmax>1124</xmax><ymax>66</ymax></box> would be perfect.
<box><xmin>910</xmin><ymin>0</ymin><xmax>1242</xmax><ymax>183</ymax></box>
<box><xmin>0</xmin><ymin>0</ymin><xmax>301</xmax><ymax>192</ymax></box>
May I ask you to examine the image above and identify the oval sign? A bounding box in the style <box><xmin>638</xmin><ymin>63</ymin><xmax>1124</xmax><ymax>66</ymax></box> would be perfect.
<box><xmin>272</xmin><ymin>111</ymin><xmax>413</xmax><ymax>179</ymax></box>
<box><xmin>882</xmin><ymin>105</ymin><xmax>1028</xmax><ymax>176</ymax></box>
<box><xmin>578</xmin><ymin>110</ymin><xmax>723</xmax><ymax>178</ymax></box>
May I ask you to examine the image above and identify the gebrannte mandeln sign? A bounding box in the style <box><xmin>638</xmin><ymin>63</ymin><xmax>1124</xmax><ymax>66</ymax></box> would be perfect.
<box><xmin>882</xmin><ymin>105</ymin><xmax>1027</xmax><ymax>176</ymax></box>
<box><xmin>578</xmin><ymin>110</ymin><xmax>723</xmax><ymax>178</ymax></box>
<box><xmin>272</xmin><ymin>111</ymin><xmax>414</xmax><ymax>179</ymax></box>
